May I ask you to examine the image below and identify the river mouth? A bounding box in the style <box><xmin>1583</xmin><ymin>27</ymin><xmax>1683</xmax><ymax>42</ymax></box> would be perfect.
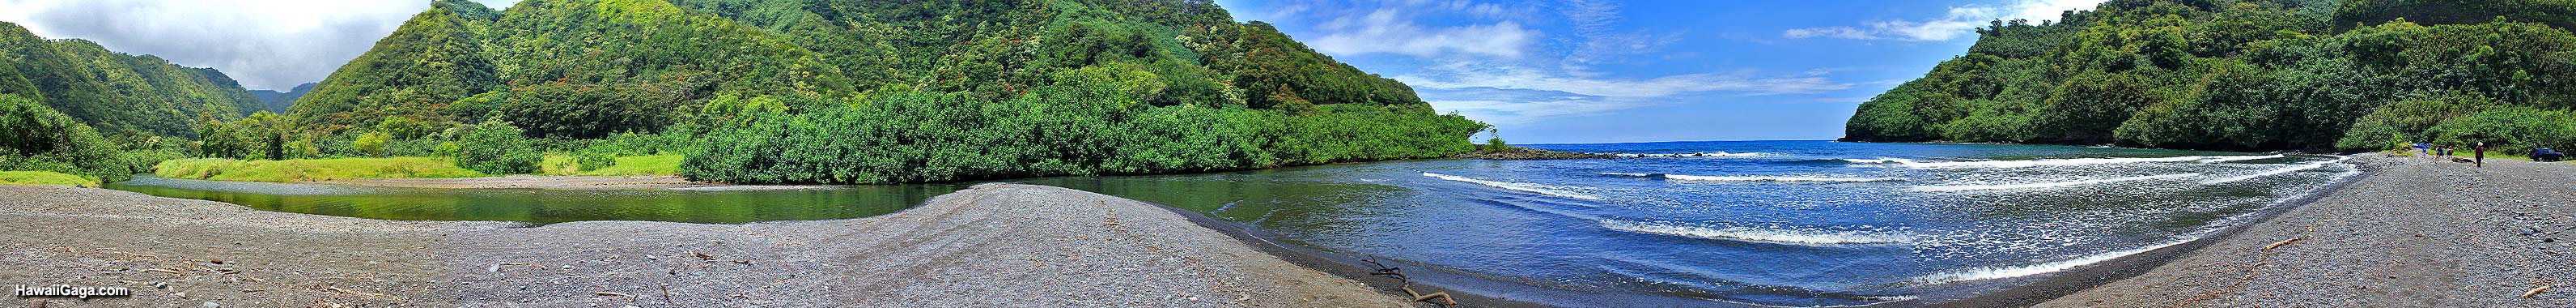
<box><xmin>108</xmin><ymin>141</ymin><xmax>2358</xmax><ymax>306</ymax></box>
<box><xmin>106</xmin><ymin>175</ymin><xmax>962</xmax><ymax>225</ymax></box>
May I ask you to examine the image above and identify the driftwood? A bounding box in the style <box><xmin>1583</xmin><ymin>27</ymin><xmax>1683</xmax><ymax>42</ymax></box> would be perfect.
<box><xmin>1360</xmin><ymin>259</ymin><xmax>1456</xmax><ymax>306</ymax></box>
<box><xmin>1400</xmin><ymin>286</ymin><xmax>1459</xmax><ymax>306</ymax></box>
<box><xmin>2527</xmin><ymin>285</ymin><xmax>2553</xmax><ymax>298</ymax></box>
<box><xmin>2264</xmin><ymin>236</ymin><xmax>2307</xmax><ymax>250</ymax></box>
<box><xmin>596</xmin><ymin>291</ymin><xmax>630</xmax><ymax>297</ymax></box>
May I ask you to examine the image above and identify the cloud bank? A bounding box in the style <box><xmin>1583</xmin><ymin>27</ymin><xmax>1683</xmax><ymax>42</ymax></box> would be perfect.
<box><xmin>1782</xmin><ymin>0</ymin><xmax>2104</xmax><ymax>41</ymax></box>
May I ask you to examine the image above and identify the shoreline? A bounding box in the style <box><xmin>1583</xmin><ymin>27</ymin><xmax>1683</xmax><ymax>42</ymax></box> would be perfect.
<box><xmin>0</xmin><ymin>183</ymin><xmax>1411</xmax><ymax>307</ymax></box>
<box><xmin>1920</xmin><ymin>154</ymin><xmax>2384</xmax><ymax>306</ymax></box>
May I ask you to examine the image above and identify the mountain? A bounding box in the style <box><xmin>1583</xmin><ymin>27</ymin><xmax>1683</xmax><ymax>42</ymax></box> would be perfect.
<box><xmin>299</xmin><ymin>0</ymin><xmax>1480</xmax><ymax>183</ymax></box>
<box><xmin>1844</xmin><ymin>0</ymin><xmax>2576</xmax><ymax>154</ymax></box>
<box><xmin>248</xmin><ymin>83</ymin><xmax>317</xmax><ymax>113</ymax></box>
<box><xmin>0</xmin><ymin>21</ymin><xmax>265</xmax><ymax>137</ymax></box>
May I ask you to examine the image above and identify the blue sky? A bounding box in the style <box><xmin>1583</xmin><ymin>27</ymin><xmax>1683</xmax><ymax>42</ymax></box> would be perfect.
<box><xmin>1212</xmin><ymin>0</ymin><xmax>2105</xmax><ymax>143</ymax></box>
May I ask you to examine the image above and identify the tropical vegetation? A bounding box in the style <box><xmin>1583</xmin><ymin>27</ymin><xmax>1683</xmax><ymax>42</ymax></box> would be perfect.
<box><xmin>1845</xmin><ymin>0</ymin><xmax>2576</xmax><ymax>155</ymax></box>
<box><xmin>0</xmin><ymin>0</ymin><xmax>1486</xmax><ymax>185</ymax></box>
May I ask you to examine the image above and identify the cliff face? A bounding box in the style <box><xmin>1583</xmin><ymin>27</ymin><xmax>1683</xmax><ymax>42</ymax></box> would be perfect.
<box><xmin>1845</xmin><ymin>0</ymin><xmax>2576</xmax><ymax>153</ymax></box>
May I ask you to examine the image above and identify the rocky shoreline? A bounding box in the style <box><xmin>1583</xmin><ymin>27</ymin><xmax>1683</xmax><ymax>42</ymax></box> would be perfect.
<box><xmin>0</xmin><ymin>183</ymin><xmax>1414</xmax><ymax>307</ymax></box>
<box><xmin>1451</xmin><ymin>146</ymin><xmax>1619</xmax><ymax>160</ymax></box>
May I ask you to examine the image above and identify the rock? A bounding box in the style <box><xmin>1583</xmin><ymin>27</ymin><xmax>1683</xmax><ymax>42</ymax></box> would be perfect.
<box><xmin>1452</xmin><ymin>147</ymin><xmax>1618</xmax><ymax>160</ymax></box>
<box><xmin>201</xmin><ymin>302</ymin><xmax>219</xmax><ymax>308</ymax></box>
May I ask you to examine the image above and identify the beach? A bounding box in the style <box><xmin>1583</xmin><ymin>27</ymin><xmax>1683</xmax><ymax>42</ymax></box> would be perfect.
<box><xmin>1950</xmin><ymin>154</ymin><xmax>2575</xmax><ymax>307</ymax></box>
<box><xmin>0</xmin><ymin>183</ymin><xmax>1411</xmax><ymax>307</ymax></box>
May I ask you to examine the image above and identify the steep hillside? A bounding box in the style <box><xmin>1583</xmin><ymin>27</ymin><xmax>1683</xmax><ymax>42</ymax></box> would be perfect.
<box><xmin>0</xmin><ymin>21</ymin><xmax>265</xmax><ymax>137</ymax></box>
<box><xmin>1845</xmin><ymin>0</ymin><xmax>2576</xmax><ymax>154</ymax></box>
<box><xmin>295</xmin><ymin>0</ymin><xmax>1481</xmax><ymax>183</ymax></box>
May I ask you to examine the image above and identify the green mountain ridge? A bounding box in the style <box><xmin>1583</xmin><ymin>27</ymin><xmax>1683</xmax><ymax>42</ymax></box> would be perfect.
<box><xmin>1845</xmin><ymin>0</ymin><xmax>2576</xmax><ymax>154</ymax></box>
<box><xmin>285</xmin><ymin>0</ymin><xmax>1481</xmax><ymax>184</ymax></box>
<box><xmin>0</xmin><ymin>22</ymin><xmax>265</xmax><ymax>137</ymax></box>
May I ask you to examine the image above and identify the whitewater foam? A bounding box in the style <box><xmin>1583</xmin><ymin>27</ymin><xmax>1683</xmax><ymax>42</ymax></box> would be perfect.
<box><xmin>2197</xmin><ymin>154</ymin><xmax>2286</xmax><ymax>163</ymax></box>
<box><xmin>1615</xmin><ymin>152</ymin><xmax>1769</xmax><ymax>158</ymax></box>
<box><xmin>1600</xmin><ymin>173</ymin><xmax>1905</xmax><ymax>182</ymax></box>
<box><xmin>1666</xmin><ymin>174</ymin><xmax>1907</xmax><ymax>182</ymax></box>
<box><xmin>1910</xmin><ymin>173</ymin><xmax>2200</xmax><ymax>192</ymax></box>
<box><xmin>1840</xmin><ymin>158</ymin><xmax>1916</xmax><ymax>165</ymax></box>
<box><xmin>1861</xmin><ymin>155</ymin><xmax>2285</xmax><ymax>169</ymax></box>
<box><xmin>1422</xmin><ymin>173</ymin><xmax>1604</xmax><ymax>200</ymax></box>
<box><xmin>1911</xmin><ymin>237</ymin><xmax>2194</xmax><ymax>284</ymax></box>
<box><xmin>2200</xmin><ymin>163</ymin><xmax>2328</xmax><ymax>185</ymax></box>
<box><xmin>1598</xmin><ymin>220</ymin><xmax>1915</xmax><ymax>245</ymax></box>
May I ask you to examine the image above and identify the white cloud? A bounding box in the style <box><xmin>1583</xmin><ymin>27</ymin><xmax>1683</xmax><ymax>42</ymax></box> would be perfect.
<box><xmin>1306</xmin><ymin>9</ymin><xmax>1535</xmax><ymax>58</ymax></box>
<box><xmin>1782</xmin><ymin>0</ymin><xmax>2103</xmax><ymax>41</ymax></box>
<box><xmin>1398</xmin><ymin>63</ymin><xmax>1852</xmax><ymax>98</ymax></box>
<box><xmin>0</xmin><ymin>0</ymin><xmax>524</xmax><ymax>90</ymax></box>
<box><xmin>1782</xmin><ymin>27</ymin><xmax>1874</xmax><ymax>40</ymax></box>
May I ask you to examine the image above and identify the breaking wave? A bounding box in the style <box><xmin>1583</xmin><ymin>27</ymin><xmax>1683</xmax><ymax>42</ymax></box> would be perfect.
<box><xmin>1422</xmin><ymin>173</ymin><xmax>1603</xmax><ymax>200</ymax></box>
<box><xmin>1601</xmin><ymin>173</ymin><xmax>1904</xmax><ymax>182</ymax></box>
<box><xmin>1615</xmin><ymin>152</ymin><xmax>1770</xmax><ymax>158</ymax></box>
<box><xmin>1857</xmin><ymin>155</ymin><xmax>2287</xmax><ymax>169</ymax></box>
<box><xmin>1598</xmin><ymin>220</ymin><xmax>1915</xmax><ymax>246</ymax></box>
<box><xmin>1910</xmin><ymin>173</ymin><xmax>2200</xmax><ymax>192</ymax></box>
<box><xmin>2197</xmin><ymin>154</ymin><xmax>2286</xmax><ymax>163</ymax></box>
<box><xmin>1910</xmin><ymin>237</ymin><xmax>2194</xmax><ymax>284</ymax></box>
<box><xmin>2200</xmin><ymin>163</ymin><xmax>2328</xmax><ymax>185</ymax></box>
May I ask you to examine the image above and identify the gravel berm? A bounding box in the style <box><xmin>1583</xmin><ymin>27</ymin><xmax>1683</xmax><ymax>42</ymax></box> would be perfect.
<box><xmin>0</xmin><ymin>183</ymin><xmax>1414</xmax><ymax>307</ymax></box>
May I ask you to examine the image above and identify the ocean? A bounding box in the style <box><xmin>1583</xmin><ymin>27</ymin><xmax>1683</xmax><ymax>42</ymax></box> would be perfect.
<box><xmin>1022</xmin><ymin>140</ymin><xmax>2359</xmax><ymax>306</ymax></box>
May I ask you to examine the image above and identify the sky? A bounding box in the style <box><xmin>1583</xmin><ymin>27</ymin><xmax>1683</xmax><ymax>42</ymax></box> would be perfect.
<box><xmin>0</xmin><ymin>0</ymin><xmax>2103</xmax><ymax>143</ymax></box>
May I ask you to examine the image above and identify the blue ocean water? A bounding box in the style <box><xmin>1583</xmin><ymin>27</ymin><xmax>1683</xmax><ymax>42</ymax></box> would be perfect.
<box><xmin>108</xmin><ymin>140</ymin><xmax>2360</xmax><ymax>306</ymax></box>
<box><xmin>1024</xmin><ymin>140</ymin><xmax>2359</xmax><ymax>306</ymax></box>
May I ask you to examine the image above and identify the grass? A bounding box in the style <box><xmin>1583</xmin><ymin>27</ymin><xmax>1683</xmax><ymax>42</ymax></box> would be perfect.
<box><xmin>0</xmin><ymin>170</ymin><xmax>100</xmax><ymax>187</ymax></box>
<box><xmin>155</xmin><ymin>157</ymin><xmax>486</xmax><ymax>182</ymax></box>
<box><xmin>541</xmin><ymin>154</ymin><xmax>684</xmax><ymax>177</ymax></box>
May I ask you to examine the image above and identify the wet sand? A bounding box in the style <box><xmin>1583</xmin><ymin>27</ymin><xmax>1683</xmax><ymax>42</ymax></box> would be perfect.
<box><xmin>0</xmin><ymin>183</ymin><xmax>1412</xmax><ymax>307</ymax></box>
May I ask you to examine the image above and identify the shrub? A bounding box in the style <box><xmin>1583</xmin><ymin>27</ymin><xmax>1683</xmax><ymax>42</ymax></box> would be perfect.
<box><xmin>574</xmin><ymin>149</ymin><xmax>617</xmax><ymax>172</ymax></box>
<box><xmin>452</xmin><ymin>120</ymin><xmax>541</xmax><ymax>174</ymax></box>
<box><xmin>353</xmin><ymin>131</ymin><xmax>392</xmax><ymax>157</ymax></box>
<box><xmin>2426</xmin><ymin>106</ymin><xmax>2576</xmax><ymax>156</ymax></box>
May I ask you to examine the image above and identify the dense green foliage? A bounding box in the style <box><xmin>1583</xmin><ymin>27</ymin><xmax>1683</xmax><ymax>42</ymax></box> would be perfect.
<box><xmin>451</xmin><ymin>119</ymin><xmax>543</xmax><ymax>174</ymax></box>
<box><xmin>1847</xmin><ymin>0</ymin><xmax>2576</xmax><ymax>154</ymax></box>
<box><xmin>0</xmin><ymin>95</ymin><xmax>127</xmax><ymax>182</ymax></box>
<box><xmin>286</xmin><ymin>0</ymin><xmax>1480</xmax><ymax>183</ymax></box>
<box><xmin>685</xmin><ymin>76</ymin><xmax>1479</xmax><ymax>183</ymax></box>
<box><xmin>0</xmin><ymin>22</ymin><xmax>265</xmax><ymax>137</ymax></box>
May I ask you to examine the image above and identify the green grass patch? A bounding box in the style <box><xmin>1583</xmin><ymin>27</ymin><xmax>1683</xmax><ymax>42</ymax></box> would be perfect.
<box><xmin>542</xmin><ymin>154</ymin><xmax>683</xmax><ymax>177</ymax></box>
<box><xmin>0</xmin><ymin>170</ymin><xmax>100</xmax><ymax>187</ymax></box>
<box><xmin>155</xmin><ymin>157</ymin><xmax>486</xmax><ymax>182</ymax></box>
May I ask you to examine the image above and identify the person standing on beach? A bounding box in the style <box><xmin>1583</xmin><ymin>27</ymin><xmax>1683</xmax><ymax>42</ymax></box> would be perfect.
<box><xmin>2475</xmin><ymin>142</ymin><xmax>2486</xmax><ymax>168</ymax></box>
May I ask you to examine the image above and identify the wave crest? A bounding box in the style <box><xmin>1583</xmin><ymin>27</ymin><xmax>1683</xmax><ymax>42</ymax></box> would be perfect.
<box><xmin>1857</xmin><ymin>155</ymin><xmax>2287</xmax><ymax>169</ymax></box>
<box><xmin>1911</xmin><ymin>238</ymin><xmax>2192</xmax><ymax>284</ymax></box>
<box><xmin>1910</xmin><ymin>173</ymin><xmax>2200</xmax><ymax>192</ymax></box>
<box><xmin>1422</xmin><ymin>173</ymin><xmax>1603</xmax><ymax>200</ymax></box>
<box><xmin>1615</xmin><ymin>152</ymin><xmax>1769</xmax><ymax>158</ymax></box>
<box><xmin>1602</xmin><ymin>173</ymin><xmax>1904</xmax><ymax>182</ymax></box>
<box><xmin>1598</xmin><ymin>220</ymin><xmax>1915</xmax><ymax>245</ymax></box>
